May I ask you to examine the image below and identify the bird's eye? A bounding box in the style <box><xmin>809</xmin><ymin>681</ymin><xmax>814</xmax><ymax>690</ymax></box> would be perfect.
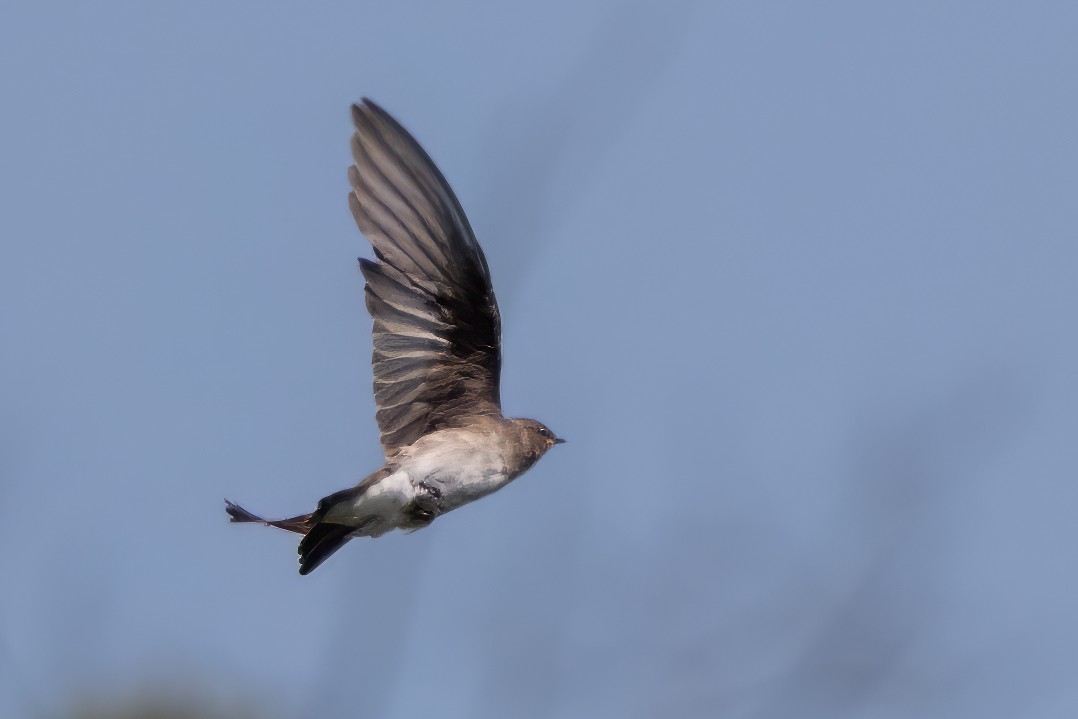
<box><xmin>538</xmin><ymin>428</ymin><xmax>550</xmax><ymax>438</ymax></box>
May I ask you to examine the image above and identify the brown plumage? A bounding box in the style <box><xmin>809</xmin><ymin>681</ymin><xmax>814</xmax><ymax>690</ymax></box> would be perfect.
<box><xmin>226</xmin><ymin>99</ymin><xmax>564</xmax><ymax>575</ymax></box>
<box><xmin>349</xmin><ymin>102</ymin><xmax>502</xmax><ymax>457</ymax></box>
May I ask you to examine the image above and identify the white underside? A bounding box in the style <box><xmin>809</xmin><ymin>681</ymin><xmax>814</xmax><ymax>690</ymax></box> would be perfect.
<box><xmin>322</xmin><ymin>427</ymin><xmax>517</xmax><ymax>537</ymax></box>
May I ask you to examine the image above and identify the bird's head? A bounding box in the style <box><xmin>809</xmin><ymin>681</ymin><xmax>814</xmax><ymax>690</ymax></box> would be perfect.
<box><xmin>509</xmin><ymin>418</ymin><xmax>566</xmax><ymax>465</ymax></box>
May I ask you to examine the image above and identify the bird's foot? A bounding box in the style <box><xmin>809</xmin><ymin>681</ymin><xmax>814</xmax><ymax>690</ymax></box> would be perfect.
<box><xmin>403</xmin><ymin>482</ymin><xmax>443</xmax><ymax>528</ymax></box>
<box><xmin>407</xmin><ymin>505</ymin><xmax>436</xmax><ymax>525</ymax></box>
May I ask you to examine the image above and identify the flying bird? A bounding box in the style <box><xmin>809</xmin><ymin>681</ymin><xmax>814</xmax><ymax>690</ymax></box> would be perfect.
<box><xmin>225</xmin><ymin>99</ymin><xmax>564</xmax><ymax>574</ymax></box>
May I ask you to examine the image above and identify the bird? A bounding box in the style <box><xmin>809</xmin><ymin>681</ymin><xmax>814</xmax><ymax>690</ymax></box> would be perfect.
<box><xmin>225</xmin><ymin>99</ymin><xmax>564</xmax><ymax>575</ymax></box>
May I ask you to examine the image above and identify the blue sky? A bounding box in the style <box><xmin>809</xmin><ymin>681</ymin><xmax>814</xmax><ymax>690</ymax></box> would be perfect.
<box><xmin>2</xmin><ymin>2</ymin><xmax>1077</xmax><ymax>717</ymax></box>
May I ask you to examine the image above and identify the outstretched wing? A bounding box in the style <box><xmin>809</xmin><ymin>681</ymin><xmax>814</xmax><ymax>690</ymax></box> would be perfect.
<box><xmin>348</xmin><ymin>99</ymin><xmax>502</xmax><ymax>458</ymax></box>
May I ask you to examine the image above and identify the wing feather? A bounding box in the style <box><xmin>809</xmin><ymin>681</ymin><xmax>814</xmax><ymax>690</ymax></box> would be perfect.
<box><xmin>349</xmin><ymin>100</ymin><xmax>502</xmax><ymax>457</ymax></box>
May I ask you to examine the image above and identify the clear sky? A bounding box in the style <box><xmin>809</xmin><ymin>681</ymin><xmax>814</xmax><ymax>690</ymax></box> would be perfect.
<box><xmin>2</xmin><ymin>2</ymin><xmax>1077</xmax><ymax>718</ymax></box>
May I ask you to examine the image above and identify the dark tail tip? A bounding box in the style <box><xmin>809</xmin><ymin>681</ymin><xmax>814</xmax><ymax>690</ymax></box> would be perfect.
<box><xmin>225</xmin><ymin>499</ymin><xmax>264</xmax><ymax>524</ymax></box>
<box><xmin>298</xmin><ymin>523</ymin><xmax>354</xmax><ymax>575</ymax></box>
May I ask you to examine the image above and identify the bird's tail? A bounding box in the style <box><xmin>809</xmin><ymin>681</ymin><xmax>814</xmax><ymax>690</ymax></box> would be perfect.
<box><xmin>224</xmin><ymin>497</ymin><xmax>351</xmax><ymax>575</ymax></box>
<box><xmin>226</xmin><ymin>467</ymin><xmax>393</xmax><ymax>575</ymax></box>
<box><xmin>224</xmin><ymin>499</ymin><xmax>314</xmax><ymax>535</ymax></box>
<box><xmin>294</xmin><ymin>484</ymin><xmax>374</xmax><ymax>575</ymax></box>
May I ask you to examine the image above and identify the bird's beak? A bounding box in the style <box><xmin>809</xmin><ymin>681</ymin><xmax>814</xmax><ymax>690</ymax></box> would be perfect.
<box><xmin>553</xmin><ymin>437</ymin><xmax>567</xmax><ymax>445</ymax></box>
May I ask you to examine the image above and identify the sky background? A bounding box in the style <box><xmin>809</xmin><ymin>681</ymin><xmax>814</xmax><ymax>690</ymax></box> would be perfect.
<box><xmin>2</xmin><ymin>2</ymin><xmax>1078</xmax><ymax>717</ymax></box>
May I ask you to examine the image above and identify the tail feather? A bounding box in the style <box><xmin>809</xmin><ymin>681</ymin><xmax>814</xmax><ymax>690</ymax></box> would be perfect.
<box><xmin>227</xmin><ymin>466</ymin><xmax>395</xmax><ymax>575</ymax></box>
<box><xmin>297</xmin><ymin>480</ymin><xmax>388</xmax><ymax>575</ymax></box>
<box><xmin>298</xmin><ymin>523</ymin><xmax>355</xmax><ymax>575</ymax></box>
<box><xmin>225</xmin><ymin>498</ymin><xmax>351</xmax><ymax>575</ymax></box>
<box><xmin>224</xmin><ymin>499</ymin><xmax>313</xmax><ymax>535</ymax></box>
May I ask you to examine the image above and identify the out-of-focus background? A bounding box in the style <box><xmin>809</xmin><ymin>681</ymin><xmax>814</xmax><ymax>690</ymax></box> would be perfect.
<box><xmin>2</xmin><ymin>2</ymin><xmax>1077</xmax><ymax>717</ymax></box>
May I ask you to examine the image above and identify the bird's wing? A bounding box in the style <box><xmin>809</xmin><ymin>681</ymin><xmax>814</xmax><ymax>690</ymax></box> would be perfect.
<box><xmin>349</xmin><ymin>99</ymin><xmax>502</xmax><ymax>458</ymax></box>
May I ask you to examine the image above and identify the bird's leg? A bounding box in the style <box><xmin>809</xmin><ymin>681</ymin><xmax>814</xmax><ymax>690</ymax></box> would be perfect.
<box><xmin>418</xmin><ymin>480</ymin><xmax>442</xmax><ymax>499</ymax></box>
<box><xmin>403</xmin><ymin>481</ymin><xmax>442</xmax><ymax>528</ymax></box>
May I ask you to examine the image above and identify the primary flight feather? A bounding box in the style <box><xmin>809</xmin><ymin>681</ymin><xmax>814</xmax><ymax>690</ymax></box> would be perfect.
<box><xmin>225</xmin><ymin>99</ymin><xmax>564</xmax><ymax>574</ymax></box>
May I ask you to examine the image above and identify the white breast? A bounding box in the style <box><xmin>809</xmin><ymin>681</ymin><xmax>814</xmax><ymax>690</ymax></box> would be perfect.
<box><xmin>325</xmin><ymin>427</ymin><xmax>517</xmax><ymax>535</ymax></box>
<box><xmin>399</xmin><ymin>428</ymin><xmax>514</xmax><ymax>511</ymax></box>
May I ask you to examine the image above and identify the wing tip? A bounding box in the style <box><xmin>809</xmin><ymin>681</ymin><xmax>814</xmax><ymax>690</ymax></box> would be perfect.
<box><xmin>352</xmin><ymin>97</ymin><xmax>386</xmax><ymax>129</ymax></box>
